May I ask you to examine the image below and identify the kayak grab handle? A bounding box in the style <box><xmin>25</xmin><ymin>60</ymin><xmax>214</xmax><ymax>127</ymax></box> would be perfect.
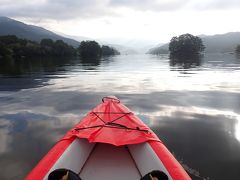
<box><xmin>102</xmin><ymin>96</ymin><xmax>120</xmax><ymax>103</ymax></box>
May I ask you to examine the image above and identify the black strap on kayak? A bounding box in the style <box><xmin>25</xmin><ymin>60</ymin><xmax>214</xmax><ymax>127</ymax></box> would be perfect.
<box><xmin>73</xmin><ymin>124</ymin><xmax>149</xmax><ymax>133</ymax></box>
<box><xmin>73</xmin><ymin>111</ymin><xmax>149</xmax><ymax>133</ymax></box>
<box><xmin>91</xmin><ymin>111</ymin><xmax>132</xmax><ymax>124</ymax></box>
<box><xmin>91</xmin><ymin>111</ymin><xmax>106</xmax><ymax>123</ymax></box>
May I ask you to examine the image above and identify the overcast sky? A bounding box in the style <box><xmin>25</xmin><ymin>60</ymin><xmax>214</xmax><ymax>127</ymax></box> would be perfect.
<box><xmin>1</xmin><ymin>0</ymin><xmax>240</xmax><ymax>44</ymax></box>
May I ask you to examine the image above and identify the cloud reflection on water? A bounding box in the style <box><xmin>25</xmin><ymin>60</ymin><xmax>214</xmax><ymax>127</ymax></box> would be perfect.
<box><xmin>0</xmin><ymin>54</ymin><xmax>240</xmax><ymax>179</ymax></box>
<box><xmin>151</xmin><ymin>113</ymin><xmax>240</xmax><ymax>180</ymax></box>
<box><xmin>0</xmin><ymin>111</ymin><xmax>80</xmax><ymax>179</ymax></box>
<box><xmin>0</xmin><ymin>89</ymin><xmax>240</xmax><ymax>179</ymax></box>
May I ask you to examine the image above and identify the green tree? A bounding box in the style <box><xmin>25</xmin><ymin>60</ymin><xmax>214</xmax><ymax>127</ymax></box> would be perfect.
<box><xmin>40</xmin><ymin>39</ymin><xmax>54</xmax><ymax>47</ymax></box>
<box><xmin>78</xmin><ymin>41</ymin><xmax>102</xmax><ymax>58</ymax></box>
<box><xmin>169</xmin><ymin>33</ymin><xmax>205</xmax><ymax>57</ymax></box>
<box><xmin>53</xmin><ymin>40</ymin><xmax>76</xmax><ymax>56</ymax></box>
<box><xmin>0</xmin><ymin>35</ymin><xmax>77</xmax><ymax>59</ymax></box>
<box><xmin>40</xmin><ymin>39</ymin><xmax>76</xmax><ymax>56</ymax></box>
<box><xmin>102</xmin><ymin>45</ymin><xmax>120</xmax><ymax>56</ymax></box>
<box><xmin>0</xmin><ymin>35</ymin><xmax>18</xmax><ymax>45</ymax></box>
<box><xmin>0</xmin><ymin>42</ymin><xmax>13</xmax><ymax>59</ymax></box>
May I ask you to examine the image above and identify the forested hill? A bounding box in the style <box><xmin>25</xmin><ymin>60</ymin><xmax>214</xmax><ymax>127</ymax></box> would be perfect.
<box><xmin>0</xmin><ymin>17</ymin><xmax>80</xmax><ymax>47</ymax></box>
<box><xmin>148</xmin><ymin>32</ymin><xmax>240</xmax><ymax>54</ymax></box>
<box><xmin>200</xmin><ymin>32</ymin><xmax>240</xmax><ymax>53</ymax></box>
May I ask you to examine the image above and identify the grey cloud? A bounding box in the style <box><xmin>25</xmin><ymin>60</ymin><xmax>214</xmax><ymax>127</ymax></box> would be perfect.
<box><xmin>186</xmin><ymin>0</ymin><xmax>240</xmax><ymax>10</ymax></box>
<box><xmin>108</xmin><ymin>0</ymin><xmax>189</xmax><ymax>11</ymax></box>
<box><xmin>0</xmin><ymin>0</ymin><xmax>114</xmax><ymax>20</ymax></box>
<box><xmin>109</xmin><ymin>0</ymin><xmax>240</xmax><ymax>11</ymax></box>
<box><xmin>1</xmin><ymin>0</ymin><xmax>240</xmax><ymax>22</ymax></box>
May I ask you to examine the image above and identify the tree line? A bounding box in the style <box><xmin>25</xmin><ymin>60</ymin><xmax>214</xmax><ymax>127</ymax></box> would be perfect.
<box><xmin>78</xmin><ymin>41</ymin><xmax>120</xmax><ymax>58</ymax></box>
<box><xmin>0</xmin><ymin>35</ymin><xmax>120</xmax><ymax>59</ymax></box>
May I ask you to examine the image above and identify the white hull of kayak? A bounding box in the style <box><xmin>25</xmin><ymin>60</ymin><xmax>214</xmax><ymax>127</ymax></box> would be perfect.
<box><xmin>43</xmin><ymin>138</ymin><xmax>172</xmax><ymax>180</ymax></box>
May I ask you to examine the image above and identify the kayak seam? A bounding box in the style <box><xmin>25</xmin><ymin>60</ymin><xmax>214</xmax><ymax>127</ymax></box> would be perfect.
<box><xmin>126</xmin><ymin>145</ymin><xmax>143</xmax><ymax>178</ymax></box>
<box><xmin>78</xmin><ymin>143</ymin><xmax>98</xmax><ymax>176</ymax></box>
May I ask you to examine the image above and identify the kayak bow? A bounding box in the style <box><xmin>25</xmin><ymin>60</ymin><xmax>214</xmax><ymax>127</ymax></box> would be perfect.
<box><xmin>26</xmin><ymin>96</ymin><xmax>191</xmax><ymax>180</ymax></box>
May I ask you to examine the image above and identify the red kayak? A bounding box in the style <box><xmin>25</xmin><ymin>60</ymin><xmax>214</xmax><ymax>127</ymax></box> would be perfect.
<box><xmin>26</xmin><ymin>96</ymin><xmax>191</xmax><ymax>180</ymax></box>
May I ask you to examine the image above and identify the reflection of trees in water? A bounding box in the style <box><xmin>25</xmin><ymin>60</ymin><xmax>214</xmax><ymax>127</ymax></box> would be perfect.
<box><xmin>236</xmin><ymin>53</ymin><xmax>240</xmax><ymax>60</ymax></box>
<box><xmin>0</xmin><ymin>55</ymin><xmax>118</xmax><ymax>76</ymax></box>
<box><xmin>0</xmin><ymin>55</ymin><xmax>117</xmax><ymax>75</ymax></box>
<box><xmin>80</xmin><ymin>57</ymin><xmax>101</xmax><ymax>67</ymax></box>
<box><xmin>169</xmin><ymin>54</ymin><xmax>203</xmax><ymax>69</ymax></box>
<box><xmin>101</xmin><ymin>55</ymin><xmax>115</xmax><ymax>64</ymax></box>
<box><xmin>80</xmin><ymin>55</ymin><xmax>116</xmax><ymax>70</ymax></box>
<box><xmin>0</xmin><ymin>57</ymin><xmax>80</xmax><ymax>91</ymax></box>
<box><xmin>0</xmin><ymin>57</ymin><xmax>80</xmax><ymax>76</ymax></box>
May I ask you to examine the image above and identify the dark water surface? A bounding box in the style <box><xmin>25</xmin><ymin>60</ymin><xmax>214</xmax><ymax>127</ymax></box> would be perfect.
<box><xmin>0</xmin><ymin>54</ymin><xmax>240</xmax><ymax>179</ymax></box>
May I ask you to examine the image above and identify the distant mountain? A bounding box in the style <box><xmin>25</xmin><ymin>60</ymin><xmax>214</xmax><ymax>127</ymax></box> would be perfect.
<box><xmin>97</xmin><ymin>37</ymin><xmax>158</xmax><ymax>54</ymax></box>
<box><xmin>0</xmin><ymin>16</ymin><xmax>80</xmax><ymax>47</ymax></box>
<box><xmin>201</xmin><ymin>32</ymin><xmax>240</xmax><ymax>53</ymax></box>
<box><xmin>148</xmin><ymin>32</ymin><xmax>240</xmax><ymax>54</ymax></box>
<box><xmin>57</xmin><ymin>32</ymin><xmax>92</xmax><ymax>43</ymax></box>
<box><xmin>147</xmin><ymin>43</ymin><xmax>169</xmax><ymax>54</ymax></box>
<box><xmin>106</xmin><ymin>44</ymin><xmax>138</xmax><ymax>55</ymax></box>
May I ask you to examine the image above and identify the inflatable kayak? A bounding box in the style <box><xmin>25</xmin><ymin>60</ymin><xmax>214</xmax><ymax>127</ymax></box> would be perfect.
<box><xmin>26</xmin><ymin>96</ymin><xmax>191</xmax><ymax>180</ymax></box>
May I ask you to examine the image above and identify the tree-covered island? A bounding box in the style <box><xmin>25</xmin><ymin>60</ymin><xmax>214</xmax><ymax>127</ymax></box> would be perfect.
<box><xmin>168</xmin><ymin>33</ymin><xmax>205</xmax><ymax>68</ymax></box>
<box><xmin>169</xmin><ymin>33</ymin><xmax>205</xmax><ymax>58</ymax></box>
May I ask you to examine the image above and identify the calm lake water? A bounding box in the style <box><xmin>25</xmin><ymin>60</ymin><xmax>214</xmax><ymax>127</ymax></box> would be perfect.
<box><xmin>0</xmin><ymin>53</ymin><xmax>240</xmax><ymax>180</ymax></box>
